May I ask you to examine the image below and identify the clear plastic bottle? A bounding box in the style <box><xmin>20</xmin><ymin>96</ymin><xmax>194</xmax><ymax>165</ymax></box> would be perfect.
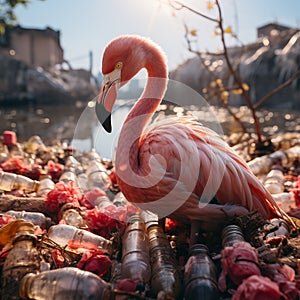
<box><xmin>265</xmin><ymin>218</ymin><xmax>291</xmax><ymax>239</ymax></box>
<box><xmin>121</xmin><ymin>214</ymin><xmax>150</xmax><ymax>283</ymax></box>
<box><xmin>25</xmin><ymin>135</ymin><xmax>47</xmax><ymax>154</ymax></box>
<box><xmin>47</xmin><ymin>224</ymin><xmax>113</xmax><ymax>255</ymax></box>
<box><xmin>58</xmin><ymin>203</ymin><xmax>87</xmax><ymax>229</ymax></box>
<box><xmin>86</xmin><ymin>161</ymin><xmax>111</xmax><ymax>191</ymax></box>
<box><xmin>1</xmin><ymin>221</ymin><xmax>42</xmax><ymax>300</ymax></box>
<box><xmin>5</xmin><ymin>210</ymin><xmax>52</xmax><ymax>229</ymax></box>
<box><xmin>59</xmin><ymin>167</ymin><xmax>79</xmax><ymax>186</ymax></box>
<box><xmin>264</xmin><ymin>165</ymin><xmax>285</xmax><ymax>194</ymax></box>
<box><xmin>64</xmin><ymin>155</ymin><xmax>84</xmax><ymax>175</ymax></box>
<box><xmin>36</xmin><ymin>174</ymin><xmax>55</xmax><ymax>196</ymax></box>
<box><xmin>222</xmin><ymin>224</ymin><xmax>245</xmax><ymax>248</ymax></box>
<box><xmin>147</xmin><ymin>222</ymin><xmax>181</xmax><ymax>299</ymax></box>
<box><xmin>19</xmin><ymin>267</ymin><xmax>111</xmax><ymax>300</ymax></box>
<box><xmin>0</xmin><ymin>171</ymin><xmax>39</xmax><ymax>192</ymax></box>
<box><xmin>184</xmin><ymin>244</ymin><xmax>219</xmax><ymax>300</ymax></box>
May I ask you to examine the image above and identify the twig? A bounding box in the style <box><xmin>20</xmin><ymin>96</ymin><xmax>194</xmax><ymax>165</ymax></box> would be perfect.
<box><xmin>183</xmin><ymin>23</ymin><xmax>251</xmax><ymax>141</ymax></box>
<box><xmin>254</xmin><ymin>68</ymin><xmax>300</xmax><ymax>110</ymax></box>
<box><xmin>165</xmin><ymin>0</ymin><xmax>219</xmax><ymax>23</ymax></box>
<box><xmin>215</xmin><ymin>0</ymin><xmax>262</xmax><ymax>142</ymax></box>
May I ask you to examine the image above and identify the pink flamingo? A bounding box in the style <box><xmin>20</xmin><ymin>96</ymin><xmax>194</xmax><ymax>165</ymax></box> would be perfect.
<box><xmin>96</xmin><ymin>35</ymin><xmax>293</xmax><ymax>232</ymax></box>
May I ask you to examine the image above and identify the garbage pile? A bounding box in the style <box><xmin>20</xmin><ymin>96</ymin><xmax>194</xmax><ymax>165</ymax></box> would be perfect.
<box><xmin>0</xmin><ymin>130</ymin><xmax>299</xmax><ymax>299</ymax></box>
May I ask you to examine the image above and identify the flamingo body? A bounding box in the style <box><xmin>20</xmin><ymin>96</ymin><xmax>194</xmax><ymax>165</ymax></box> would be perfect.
<box><xmin>96</xmin><ymin>35</ymin><xmax>290</xmax><ymax>229</ymax></box>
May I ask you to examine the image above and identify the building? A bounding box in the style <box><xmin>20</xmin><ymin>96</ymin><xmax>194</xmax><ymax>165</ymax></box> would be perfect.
<box><xmin>257</xmin><ymin>22</ymin><xmax>291</xmax><ymax>38</ymax></box>
<box><xmin>0</xmin><ymin>25</ymin><xmax>64</xmax><ymax>68</ymax></box>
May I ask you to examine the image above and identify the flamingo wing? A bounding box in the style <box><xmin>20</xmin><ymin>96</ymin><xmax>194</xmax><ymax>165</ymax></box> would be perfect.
<box><xmin>132</xmin><ymin>116</ymin><xmax>285</xmax><ymax>222</ymax></box>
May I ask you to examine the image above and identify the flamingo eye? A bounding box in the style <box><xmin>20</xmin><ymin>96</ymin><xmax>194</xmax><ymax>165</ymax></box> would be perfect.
<box><xmin>115</xmin><ymin>62</ymin><xmax>123</xmax><ymax>70</ymax></box>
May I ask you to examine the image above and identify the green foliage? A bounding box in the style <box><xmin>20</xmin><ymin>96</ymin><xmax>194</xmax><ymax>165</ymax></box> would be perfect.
<box><xmin>0</xmin><ymin>0</ymin><xmax>44</xmax><ymax>33</ymax></box>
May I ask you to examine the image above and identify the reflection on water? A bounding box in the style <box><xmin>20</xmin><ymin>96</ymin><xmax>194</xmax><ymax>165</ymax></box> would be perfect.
<box><xmin>1</xmin><ymin>99</ymin><xmax>300</xmax><ymax>160</ymax></box>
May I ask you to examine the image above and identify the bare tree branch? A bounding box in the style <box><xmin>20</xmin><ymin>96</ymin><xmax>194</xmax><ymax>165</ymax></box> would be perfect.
<box><xmin>254</xmin><ymin>68</ymin><xmax>300</xmax><ymax>110</ymax></box>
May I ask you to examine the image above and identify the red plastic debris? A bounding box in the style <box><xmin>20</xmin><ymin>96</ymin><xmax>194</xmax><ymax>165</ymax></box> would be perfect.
<box><xmin>51</xmin><ymin>248</ymin><xmax>65</xmax><ymax>266</ymax></box>
<box><xmin>46</xmin><ymin>160</ymin><xmax>64</xmax><ymax>182</ymax></box>
<box><xmin>116</xmin><ymin>279</ymin><xmax>140</xmax><ymax>292</ymax></box>
<box><xmin>80</xmin><ymin>188</ymin><xmax>107</xmax><ymax>209</ymax></box>
<box><xmin>77</xmin><ymin>250</ymin><xmax>112</xmax><ymax>277</ymax></box>
<box><xmin>84</xmin><ymin>207</ymin><xmax>120</xmax><ymax>238</ymax></box>
<box><xmin>45</xmin><ymin>181</ymin><xmax>82</xmax><ymax>212</ymax></box>
<box><xmin>232</xmin><ymin>275</ymin><xmax>286</xmax><ymax>300</ymax></box>
<box><xmin>263</xmin><ymin>263</ymin><xmax>300</xmax><ymax>300</ymax></box>
<box><xmin>68</xmin><ymin>240</ymin><xmax>98</xmax><ymax>251</ymax></box>
<box><xmin>0</xmin><ymin>215</ymin><xmax>16</xmax><ymax>227</ymax></box>
<box><xmin>218</xmin><ymin>241</ymin><xmax>261</xmax><ymax>291</ymax></box>
<box><xmin>1</xmin><ymin>158</ymin><xmax>30</xmax><ymax>174</ymax></box>
<box><xmin>291</xmin><ymin>176</ymin><xmax>300</xmax><ymax>206</ymax></box>
<box><xmin>3</xmin><ymin>131</ymin><xmax>17</xmax><ymax>146</ymax></box>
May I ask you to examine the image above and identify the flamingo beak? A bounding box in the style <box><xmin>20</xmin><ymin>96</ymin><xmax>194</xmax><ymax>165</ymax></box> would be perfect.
<box><xmin>95</xmin><ymin>69</ymin><xmax>121</xmax><ymax>133</ymax></box>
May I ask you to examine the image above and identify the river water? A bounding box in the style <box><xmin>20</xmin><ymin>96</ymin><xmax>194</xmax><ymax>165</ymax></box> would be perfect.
<box><xmin>1</xmin><ymin>97</ymin><xmax>299</xmax><ymax>160</ymax></box>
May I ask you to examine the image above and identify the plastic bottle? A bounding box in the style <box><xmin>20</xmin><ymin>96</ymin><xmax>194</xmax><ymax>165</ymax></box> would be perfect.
<box><xmin>86</xmin><ymin>161</ymin><xmax>111</xmax><ymax>191</ymax></box>
<box><xmin>64</xmin><ymin>155</ymin><xmax>84</xmax><ymax>175</ymax></box>
<box><xmin>1</xmin><ymin>221</ymin><xmax>42</xmax><ymax>300</ymax></box>
<box><xmin>58</xmin><ymin>203</ymin><xmax>87</xmax><ymax>229</ymax></box>
<box><xmin>184</xmin><ymin>244</ymin><xmax>219</xmax><ymax>300</ymax></box>
<box><xmin>264</xmin><ymin>165</ymin><xmax>285</xmax><ymax>194</ymax></box>
<box><xmin>147</xmin><ymin>222</ymin><xmax>181</xmax><ymax>299</ymax></box>
<box><xmin>121</xmin><ymin>214</ymin><xmax>151</xmax><ymax>283</ymax></box>
<box><xmin>36</xmin><ymin>174</ymin><xmax>55</xmax><ymax>196</ymax></box>
<box><xmin>19</xmin><ymin>267</ymin><xmax>111</xmax><ymax>300</ymax></box>
<box><xmin>222</xmin><ymin>224</ymin><xmax>245</xmax><ymax>248</ymax></box>
<box><xmin>265</xmin><ymin>218</ymin><xmax>290</xmax><ymax>239</ymax></box>
<box><xmin>59</xmin><ymin>167</ymin><xmax>79</xmax><ymax>185</ymax></box>
<box><xmin>5</xmin><ymin>210</ymin><xmax>52</xmax><ymax>229</ymax></box>
<box><xmin>47</xmin><ymin>224</ymin><xmax>113</xmax><ymax>255</ymax></box>
<box><xmin>0</xmin><ymin>171</ymin><xmax>39</xmax><ymax>192</ymax></box>
<box><xmin>25</xmin><ymin>135</ymin><xmax>47</xmax><ymax>154</ymax></box>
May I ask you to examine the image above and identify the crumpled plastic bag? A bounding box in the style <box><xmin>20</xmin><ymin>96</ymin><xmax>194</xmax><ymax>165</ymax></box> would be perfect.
<box><xmin>218</xmin><ymin>241</ymin><xmax>261</xmax><ymax>291</ymax></box>
<box><xmin>232</xmin><ymin>275</ymin><xmax>286</xmax><ymax>300</ymax></box>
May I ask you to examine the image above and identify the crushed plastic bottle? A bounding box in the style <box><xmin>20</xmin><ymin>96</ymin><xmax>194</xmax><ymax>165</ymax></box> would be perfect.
<box><xmin>147</xmin><ymin>220</ymin><xmax>181</xmax><ymax>299</ymax></box>
<box><xmin>264</xmin><ymin>164</ymin><xmax>285</xmax><ymax>194</ymax></box>
<box><xmin>58</xmin><ymin>203</ymin><xmax>87</xmax><ymax>229</ymax></box>
<box><xmin>36</xmin><ymin>174</ymin><xmax>55</xmax><ymax>196</ymax></box>
<box><xmin>121</xmin><ymin>214</ymin><xmax>151</xmax><ymax>283</ymax></box>
<box><xmin>19</xmin><ymin>267</ymin><xmax>111</xmax><ymax>300</ymax></box>
<box><xmin>5</xmin><ymin>210</ymin><xmax>51</xmax><ymax>229</ymax></box>
<box><xmin>47</xmin><ymin>223</ymin><xmax>113</xmax><ymax>255</ymax></box>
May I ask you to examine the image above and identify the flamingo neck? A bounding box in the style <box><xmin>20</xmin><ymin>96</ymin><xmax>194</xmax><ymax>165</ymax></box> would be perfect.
<box><xmin>116</xmin><ymin>47</ymin><xmax>168</xmax><ymax>174</ymax></box>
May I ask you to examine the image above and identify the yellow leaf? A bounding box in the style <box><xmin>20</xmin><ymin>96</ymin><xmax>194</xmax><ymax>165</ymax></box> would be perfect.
<box><xmin>233</xmin><ymin>88</ymin><xmax>243</xmax><ymax>95</ymax></box>
<box><xmin>207</xmin><ymin>1</ymin><xmax>215</xmax><ymax>10</ymax></box>
<box><xmin>213</xmin><ymin>30</ymin><xmax>220</xmax><ymax>36</ymax></box>
<box><xmin>190</xmin><ymin>29</ymin><xmax>197</xmax><ymax>37</ymax></box>
<box><xmin>224</xmin><ymin>26</ymin><xmax>232</xmax><ymax>34</ymax></box>
<box><xmin>210</xmin><ymin>81</ymin><xmax>217</xmax><ymax>88</ymax></box>
<box><xmin>221</xmin><ymin>91</ymin><xmax>229</xmax><ymax>103</ymax></box>
<box><xmin>242</xmin><ymin>83</ymin><xmax>250</xmax><ymax>91</ymax></box>
<box><xmin>216</xmin><ymin>79</ymin><xmax>222</xmax><ymax>85</ymax></box>
<box><xmin>0</xmin><ymin>219</ymin><xmax>24</xmax><ymax>246</ymax></box>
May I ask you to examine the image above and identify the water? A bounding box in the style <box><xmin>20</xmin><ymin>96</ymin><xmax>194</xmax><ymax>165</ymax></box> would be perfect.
<box><xmin>1</xmin><ymin>99</ymin><xmax>299</xmax><ymax>160</ymax></box>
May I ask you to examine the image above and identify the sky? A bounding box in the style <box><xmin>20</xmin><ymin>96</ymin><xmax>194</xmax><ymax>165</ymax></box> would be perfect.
<box><xmin>15</xmin><ymin>0</ymin><xmax>300</xmax><ymax>76</ymax></box>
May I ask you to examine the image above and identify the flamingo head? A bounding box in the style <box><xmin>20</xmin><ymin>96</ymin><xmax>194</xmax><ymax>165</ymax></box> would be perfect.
<box><xmin>96</xmin><ymin>35</ymin><xmax>147</xmax><ymax>132</ymax></box>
